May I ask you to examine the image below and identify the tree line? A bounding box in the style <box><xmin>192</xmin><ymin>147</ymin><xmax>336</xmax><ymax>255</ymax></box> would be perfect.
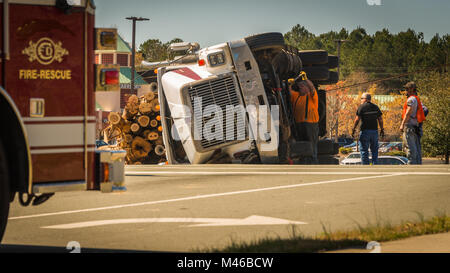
<box><xmin>138</xmin><ymin>25</ymin><xmax>448</xmax><ymax>93</ymax></box>
<box><xmin>284</xmin><ymin>24</ymin><xmax>449</xmax><ymax>92</ymax></box>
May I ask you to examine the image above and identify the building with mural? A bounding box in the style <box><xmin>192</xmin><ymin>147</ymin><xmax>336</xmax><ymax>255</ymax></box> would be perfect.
<box><xmin>95</xmin><ymin>34</ymin><xmax>152</xmax><ymax>112</ymax></box>
<box><xmin>94</xmin><ymin>35</ymin><xmax>154</xmax><ymax>139</ymax></box>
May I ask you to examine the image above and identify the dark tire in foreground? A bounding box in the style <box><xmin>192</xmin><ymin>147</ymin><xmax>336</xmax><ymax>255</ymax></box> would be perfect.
<box><xmin>0</xmin><ymin>139</ymin><xmax>10</xmax><ymax>243</ymax></box>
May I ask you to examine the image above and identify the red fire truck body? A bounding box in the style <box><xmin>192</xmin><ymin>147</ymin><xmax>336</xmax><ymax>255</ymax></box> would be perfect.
<box><xmin>0</xmin><ymin>0</ymin><xmax>123</xmax><ymax>241</ymax></box>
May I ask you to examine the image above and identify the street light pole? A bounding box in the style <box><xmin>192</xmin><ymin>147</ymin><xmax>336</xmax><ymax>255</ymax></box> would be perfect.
<box><xmin>126</xmin><ymin>16</ymin><xmax>149</xmax><ymax>95</ymax></box>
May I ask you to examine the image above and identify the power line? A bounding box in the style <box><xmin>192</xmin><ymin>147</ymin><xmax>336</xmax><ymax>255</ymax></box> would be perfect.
<box><xmin>324</xmin><ymin>64</ymin><xmax>449</xmax><ymax>93</ymax></box>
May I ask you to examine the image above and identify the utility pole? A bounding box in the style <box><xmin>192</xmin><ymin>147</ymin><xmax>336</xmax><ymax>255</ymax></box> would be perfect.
<box><xmin>126</xmin><ymin>16</ymin><xmax>149</xmax><ymax>95</ymax></box>
<box><xmin>334</xmin><ymin>39</ymin><xmax>349</xmax><ymax>141</ymax></box>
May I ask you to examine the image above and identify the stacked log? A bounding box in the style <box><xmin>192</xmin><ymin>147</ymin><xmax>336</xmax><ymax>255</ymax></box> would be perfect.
<box><xmin>104</xmin><ymin>92</ymin><xmax>166</xmax><ymax>164</ymax></box>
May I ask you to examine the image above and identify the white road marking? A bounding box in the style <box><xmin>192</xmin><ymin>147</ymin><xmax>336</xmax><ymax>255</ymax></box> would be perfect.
<box><xmin>126</xmin><ymin>171</ymin><xmax>450</xmax><ymax>176</ymax></box>
<box><xmin>9</xmin><ymin>174</ymin><xmax>402</xmax><ymax>221</ymax></box>
<box><xmin>41</xmin><ymin>215</ymin><xmax>308</xmax><ymax>229</ymax></box>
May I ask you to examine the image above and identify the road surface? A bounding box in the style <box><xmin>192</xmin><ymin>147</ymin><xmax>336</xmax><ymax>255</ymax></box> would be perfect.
<box><xmin>2</xmin><ymin>164</ymin><xmax>449</xmax><ymax>252</ymax></box>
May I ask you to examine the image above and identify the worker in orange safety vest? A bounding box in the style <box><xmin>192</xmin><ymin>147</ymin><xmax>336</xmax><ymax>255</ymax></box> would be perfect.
<box><xmin>400</xmin><ymin>81</ymin><xmax>426</xmax><ymax>164</ymax></box>
<box><xmin>290</xmin><ymin>78</ymin><xmax>319</xmax><ymax>163</ymax></box>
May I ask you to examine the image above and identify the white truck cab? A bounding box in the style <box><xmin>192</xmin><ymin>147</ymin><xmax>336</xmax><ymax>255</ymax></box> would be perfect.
<box><xmin>153</xmin><ymin>33</ymin><xmax>339</xmax><ymax>165</ymax></box>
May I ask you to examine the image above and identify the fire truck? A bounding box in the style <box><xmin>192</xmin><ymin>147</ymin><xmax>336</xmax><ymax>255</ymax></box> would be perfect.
<box><xmin>0</xmin><ymin>0</ymin><xmax>125</xmax><ymax>242</ymax></box>
<box><xmin>155</xmin><ymin>33</ymin><xmax>340</xmax><ymax>165</ymax></box>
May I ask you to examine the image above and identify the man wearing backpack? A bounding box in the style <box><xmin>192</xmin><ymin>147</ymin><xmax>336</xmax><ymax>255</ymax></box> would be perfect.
<box><xmin>400</xmin><ymin>82</ymin><xmax>426</xmax><ymax>165</ymax></box>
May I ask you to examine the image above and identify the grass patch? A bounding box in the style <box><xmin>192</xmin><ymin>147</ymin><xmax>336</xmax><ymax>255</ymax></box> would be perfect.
<box><xmin>205</xmin><ymin>214</ymin><xmax>450</xmax><ymax>253</ymax></box>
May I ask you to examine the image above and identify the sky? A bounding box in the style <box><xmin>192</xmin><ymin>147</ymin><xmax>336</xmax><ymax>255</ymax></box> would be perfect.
<box><xmin>95</xmin><ymin>0</ymin><xmax>450</xmax><ymax>49</ymax></box>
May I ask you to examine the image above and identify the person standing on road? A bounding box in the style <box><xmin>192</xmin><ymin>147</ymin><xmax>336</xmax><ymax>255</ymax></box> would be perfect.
<box><xmin>352</xmin><ymin>93</ymin><xmax>384</xmax><ymax>165</ymax></box>
<box><xmin>290</xmin><ymin>79</ymin><xmax>319</xmax><ymax>164</ymax></box>
<box><xmin>400</xmin><ymin>82</ymin><xmax>426</xmax><ymax>165</ymax></box>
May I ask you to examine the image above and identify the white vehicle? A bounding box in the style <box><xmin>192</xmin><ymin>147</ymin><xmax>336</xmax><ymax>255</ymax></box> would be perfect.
<box><xmin>152</xmin><ymin>33</ymin><xmax>340</xmax><ymax>164</ymax></box>
<box><xmin>340</xmin><ymin>152</ymin><xmax>408</xmax><ymax>165</ymax></box>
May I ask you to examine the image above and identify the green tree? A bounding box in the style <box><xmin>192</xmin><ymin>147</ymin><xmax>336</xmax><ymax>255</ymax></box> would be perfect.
<box><xmin>283</xmin><ymin>25</ymin><xmax>449</xmax><ymax>91</ymax></box>
<box><xmin>415</xmin><ymin>71</ymin><xmax>450</xmax><ymax>163</ymax></box>
<box><xmin>139</xmin><ymin>39</ymin><xmax>167</xmax><ymax>62</ymax></box>
<box><xmin>138</xmin><ymin>38</ymin><xmax>184</xmax><ymax>62</ymax></box>
<box><xmin>284</xmin><ymin>24</ymin><xmax>316</xmax><ymax>50</ymax></box>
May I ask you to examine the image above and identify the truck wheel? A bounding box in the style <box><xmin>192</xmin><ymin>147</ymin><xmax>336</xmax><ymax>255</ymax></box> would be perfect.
<box><xmin>0</xmin><ymin>140</ymin><xmax>10</xmax><ymax>243</ymax></box>
<box><xmin>318</xmin><ymin>139</ymin><xmax>335</xmax><ymax>155</ymax></box>
<box><xmin>298</xmin><ymin>50</ymin><xmax>328</xmax><ymax>65</ymax></box>
<box><xmin>328</xmin><ymin>71</ymin><xmax>339</xmax><ymax>84</ymax></box>
<box><xmin>315</xmin><ymin>71</ymin><xmax>339</xmax><ymax>86</ymax></box>
<box><xmin>302</xmin><ymin>66</ymin><xmax>330</xmax><ymax>81</ymax></box>
<box><xmin>244</xmin><ymin>32</ymin><xmax>285</xmax><ymax>52</ymax></box>
<box><xmin>326</xmin><ymin>55</ymin><xmax>339</xmax><ymax>69</ymax></box>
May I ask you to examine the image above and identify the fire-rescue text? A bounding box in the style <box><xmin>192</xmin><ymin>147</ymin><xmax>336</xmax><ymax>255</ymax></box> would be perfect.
<box><xmin>19</xmin><ymin>69</ymin><xmax>72</xmax><ymax>80</ymax></box>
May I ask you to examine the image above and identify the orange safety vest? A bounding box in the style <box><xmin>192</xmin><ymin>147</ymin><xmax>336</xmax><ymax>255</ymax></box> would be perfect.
<box><xmin>290</xmin><ymin>89</ymin><xmax>319</xmax><ymax>123</ymax></box>
<box><xmin>402</xmin><ymin>95</ymin><xmax>426</xmax><ymax>123</ymax></box>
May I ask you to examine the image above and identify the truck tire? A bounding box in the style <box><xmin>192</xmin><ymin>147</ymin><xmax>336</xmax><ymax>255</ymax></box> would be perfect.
<box><xmin>298</xmin><ymin>50</ymin><xmax>328</xmax><ymax>65</ymax></box>
<box><xmin>0</xmin><ymin>140</ymin><xmax>10</xmax><ymax>243</ymax></box>
<box><xmin>316</xmin><ymin>71</ymin><xmax>339</xmax><ymax>86</ymax></box>
<box><xmin>302</xmin><ymin>66</ymin><xmax>330</xmax><ymax>81</ymax></box>
<box><xmin>318</xmin><ymin>139</ymin><xmax>335</xmax><ymax>155</ymax></box>
<box><xmin>244</xmin><ymin>32</ymin><xmax>285</xmax><ymax>52</ymax></box>
<box><xmin>272</xmin><ymin>50</ymin><xmax>302</xmax><ymax>79</ymax></box>
<box><xmin>326</xmin><ymin>55</ymin><xmax>339</xmax><ymax>69</ymax></box>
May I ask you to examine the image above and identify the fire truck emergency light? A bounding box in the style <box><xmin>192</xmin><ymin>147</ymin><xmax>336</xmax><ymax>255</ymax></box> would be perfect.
<box><xmin>101</xmin><ymin>69</ymin><xmax>119</xmax><ymax>85</ymax></box>
<box><xmin>95</xmin><ymin>64</ymin><xmax>120</xmax><ymax>92</ymax></box>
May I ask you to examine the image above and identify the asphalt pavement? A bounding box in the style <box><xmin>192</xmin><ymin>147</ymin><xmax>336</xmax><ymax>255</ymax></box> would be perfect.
<box><xmin>2</xmin><ymin>164</ymin><xmax>449</xmax><ymax>253</ymax></box>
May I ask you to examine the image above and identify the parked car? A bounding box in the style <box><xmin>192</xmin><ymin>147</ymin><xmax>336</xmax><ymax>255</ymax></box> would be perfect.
<box><xmin>380</xmin><ymin>142</ymin><xmax>402</xmax><ymax>153</ymax></box>
<box><xmin>96</xmin><ymin>140</ymin><xmax>119</xmax><ymax>151</ymax></box>
<box><xmin>96</xmin><ymin>140</ymin><xmax>108</xmax><ymax>148</ymax></box>
<box><xmin>340</xmin><ymin>152</ymin><xmax>408</xmax><ymax>165</ymax></box>
<box><xmin>343</xmin><ymin>142</ymin><xmax>359</xmax><ymax>152</ymax></box>
<box><xmin>377</xmin><ymin>156</ymin><xmax>408</xmax><ymax>165</ymax></box>
<box><xmin>338</xmin><ymin>137</ymin><xmax>354</xmax><ymax>147</ymax></box>
<box><xmin>340</xmin><ymin>152</ymin><xmax>365</xmax><ymax>165</ymax></box>
<box><xmin>378</xmin><ymin>142</ymin><xmax>389</xmax><ymax>150</ymax></box>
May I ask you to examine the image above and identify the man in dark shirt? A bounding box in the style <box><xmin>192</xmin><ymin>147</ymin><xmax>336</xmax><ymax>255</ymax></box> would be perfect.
<box><xmin>351</xmin><ymin>93</ymin><xmax>385</xmax><ymax>165</ymax></box>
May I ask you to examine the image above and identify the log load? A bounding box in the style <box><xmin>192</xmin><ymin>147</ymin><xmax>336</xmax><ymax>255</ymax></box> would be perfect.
<box><xmin>102</xmin><ymin>92</ymin><xmax>166</xmax><ymax>164</ymax></box>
